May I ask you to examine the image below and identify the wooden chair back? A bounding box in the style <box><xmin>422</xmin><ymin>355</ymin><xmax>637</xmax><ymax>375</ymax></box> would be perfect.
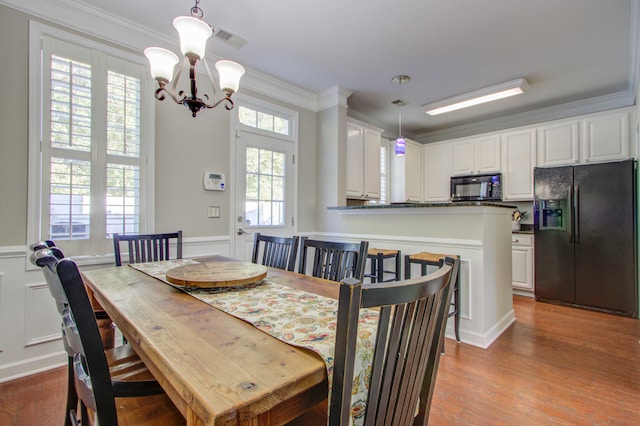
<box><xmin>251</xmin><ymin>233</ymin><xmax>299</xmax><ymax>271</ymax></box>
<box><xmin>330</xmin><ymin>256</ymin><xmax>460</xmax><ymax>425</ymax></box>
<box><xmin>113</xmin><ymin>231</ymin><xmax>183</xmax><ymax>266</ymax></box>
<box><xmin>298</xmin><ymin>237</ymin><xmax>368</xmax><ymax>282</ymax></box>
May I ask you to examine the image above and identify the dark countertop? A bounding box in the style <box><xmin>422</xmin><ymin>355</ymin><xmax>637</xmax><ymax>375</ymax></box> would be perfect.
<box><xmin>512</xmin><ymin>224</ymin><xmax>534</xmax><ymax>234</ymax></box>
<box><xmin>328</xmin><ymin>202</ymin><xmax>517</xmax><ymax>211</ymax></box>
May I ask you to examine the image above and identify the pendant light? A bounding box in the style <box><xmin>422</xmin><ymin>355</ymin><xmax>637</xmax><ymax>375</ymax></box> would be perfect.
<box><xmin>392</xmin><ymin>75</ymin><xmax>410</xmax><ymax>156</ymax></box>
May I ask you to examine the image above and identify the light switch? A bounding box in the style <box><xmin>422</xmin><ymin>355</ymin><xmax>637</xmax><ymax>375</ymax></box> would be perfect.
<box><xmin>208</xmin><ymin>206</ymin><xmax>220</xmax><ymax>218</ymax></box>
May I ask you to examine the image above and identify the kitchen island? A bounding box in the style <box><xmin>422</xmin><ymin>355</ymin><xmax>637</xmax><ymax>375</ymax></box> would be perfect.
<box><xmin>325</xmin><ymin>202</ymin><xmax>515</xmax><ymax>349</ymax></box>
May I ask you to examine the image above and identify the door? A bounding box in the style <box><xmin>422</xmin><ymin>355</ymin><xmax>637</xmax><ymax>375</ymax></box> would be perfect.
<box><xmin>233</xmin><ymin>130</ymin><xmax>295</xmax><ymax>261</ymax></box>
<box><xmin>534</xmin><ymin>165</ymin><xmax>575</xmax><ymax>302</ymax></box>
<box><xmin>573</xmin><ymin>160</ymin><xmax>637</xmax><ymax>314</ymax></box>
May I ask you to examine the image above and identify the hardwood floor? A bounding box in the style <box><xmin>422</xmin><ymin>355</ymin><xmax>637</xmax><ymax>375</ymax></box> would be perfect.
<box><xmin>430</xmin><ymin>296</ymin><xmax>640</xmax><ymax>425</ymax></box>
<box><xmin>1</xmin><ymin>296</ymin><xmax>639</xmax><ymax>425</ymax></box>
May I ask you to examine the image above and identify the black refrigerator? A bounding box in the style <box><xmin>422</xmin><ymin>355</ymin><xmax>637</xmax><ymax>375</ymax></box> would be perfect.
<box><xmin>533</xmin><ymin>159</ymin><xmax>638</xmax><ymax>317</ymax></box>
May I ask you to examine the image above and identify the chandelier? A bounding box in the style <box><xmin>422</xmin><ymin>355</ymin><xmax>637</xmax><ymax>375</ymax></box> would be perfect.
<box><xmin>144</xmin><ymin>0</ymin><xmax>245</xmax><ymax>117</ymax></box>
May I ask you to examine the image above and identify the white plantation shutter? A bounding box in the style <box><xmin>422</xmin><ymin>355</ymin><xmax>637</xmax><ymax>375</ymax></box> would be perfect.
<box><xmin>36</xmin><ymin>34</ymin><xmax>151</xmax><ymax>256</ymax></box>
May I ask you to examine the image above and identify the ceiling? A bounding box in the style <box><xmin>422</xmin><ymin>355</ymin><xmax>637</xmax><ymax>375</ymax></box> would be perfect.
<box><xmin>22</xmin><ymin>0</ymin><xmax>640</xmax><ymax>141</ymax></box>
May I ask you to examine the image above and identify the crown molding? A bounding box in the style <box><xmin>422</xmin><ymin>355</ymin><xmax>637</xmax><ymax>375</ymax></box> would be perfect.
<box><xmin>0</xmin><ymin>0</ymin><xmax>332</xmax><ymax>112</ymax></box>
<box><xmin>317</xmin><ymin>86</ymin><xmax>353</xmax><ymax>111</ymax></box>
<box><xmin>416</xmin><ymin>89</ymin><xmax>636</xmax><ymax>143</ymax></box>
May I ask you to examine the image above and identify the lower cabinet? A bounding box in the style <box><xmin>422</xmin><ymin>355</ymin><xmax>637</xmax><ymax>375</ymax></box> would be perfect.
<box><xmin>512</xmin><ymin>233</ymin><xmax>534</xmax><ymax>294</ymax></box>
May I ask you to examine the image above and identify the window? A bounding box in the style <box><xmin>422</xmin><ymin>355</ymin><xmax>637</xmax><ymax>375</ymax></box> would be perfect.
<box><xmin>29</xmin><ymin>24</ymin><xmax>153</xmax><ymax>258</ymax></box>
<box><xmin>238</xmin><ymin>105</ymin><xmax>291</xmax><ymax>136</ymax></box>
<box><xmin>245</xmin><ymin>147</ymin><xmax>285</xmax><ymax>227</ymax></box>
<box><xmin>379</xmin><ymin>143</ymin><xmax>389</xmax><ymax>204</ymax></box>
<box><xmin>369</xmin><ymin>140</ymin><xmax>390</xmax><ymax>205</ymax></box>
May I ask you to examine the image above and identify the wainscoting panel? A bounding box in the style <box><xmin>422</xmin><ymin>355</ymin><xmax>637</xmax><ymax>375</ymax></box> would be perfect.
<box><xmin>23</xmin><ymin>282</ymin><xmax>61</xmax><ymax>347</ymax></box>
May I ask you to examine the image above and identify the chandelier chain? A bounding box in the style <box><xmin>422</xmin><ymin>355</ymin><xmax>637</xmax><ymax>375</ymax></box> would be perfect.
<box><xmin>190</xmin><ymin>0</ymin><xmax>204</xmax><ymax>18</ymax></box>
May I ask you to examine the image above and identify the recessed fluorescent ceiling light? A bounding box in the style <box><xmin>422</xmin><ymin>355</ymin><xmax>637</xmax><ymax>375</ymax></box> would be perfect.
<box><xmin>422</xmin><ymin>78</ymin><xmax>528</xmax><ymax>116</ymax></box>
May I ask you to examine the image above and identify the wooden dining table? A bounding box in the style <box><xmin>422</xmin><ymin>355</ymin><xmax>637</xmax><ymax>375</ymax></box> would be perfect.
<box><xmin>81</xmin><ymin>255</ymin><xmax>339</xmax><ymax>426</ymax></box>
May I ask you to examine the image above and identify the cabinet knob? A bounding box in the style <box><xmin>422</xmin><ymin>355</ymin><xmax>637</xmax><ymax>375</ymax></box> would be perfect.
<box><xmin>512</xmin><ymin>239</ymin><xmax>519</xmax><ymax>243</ymax></box>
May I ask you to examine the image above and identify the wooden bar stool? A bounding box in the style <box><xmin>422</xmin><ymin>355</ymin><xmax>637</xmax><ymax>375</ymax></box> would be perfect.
<box><xmin>405</xmin><ymin>251</ymin><xmax>460</xmax><ymax>343</ymax></box>
<box><xmin>365</xmin><ymin>248</ymin><xmax>402</xmax><ymax>283</ymax></box>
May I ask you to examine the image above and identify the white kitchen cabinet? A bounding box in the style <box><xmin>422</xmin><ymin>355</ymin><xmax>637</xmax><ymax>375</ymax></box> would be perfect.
<box><xmin>537</xmin><ymin>120</ymin><xmax>579</xmax><ymax>166</ymax></box>
<box><xmin>502</xmin><ymin>129</ymin><xmax>536</xmax><ymax>200</ymax></box>
<box><xmin>582</xmin><ymin>110</ymin><xmax>630</xmax><ymax>163</ymax></box>
<box><xmin>391</xmin><ymin>139</ymin><xmax>422</xmax><ymax>203</ymax></box>
<box><xmin>346</xmin><ymin>119</ymin><xmax>381</xmax><ymax>199</ymax></box>
<box><xmin>451</xmin><ymin>134</ymin><xmax>501</xmax><ymax>176</ymax></box>
<box><xmin>423</xmin><ymin>142</ymin><xmax>451</xmax><ymax>202</ymax></box>
<box><xmin>512</xmin><ymin>233</ymin><xmax>534</xmax><ymax>293</ymax></box>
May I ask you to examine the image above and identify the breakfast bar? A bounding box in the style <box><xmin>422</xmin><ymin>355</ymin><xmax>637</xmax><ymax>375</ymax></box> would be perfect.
<box><xmin>327</xmin><ymin>202</ymin><xmax>515</xmax><ymax>348</ymax></box>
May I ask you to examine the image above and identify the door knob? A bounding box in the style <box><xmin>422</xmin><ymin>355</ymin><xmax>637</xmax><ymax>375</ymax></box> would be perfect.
<box><xmin>237</xmin><ymin>228</ymin><xmax>250</xmax><ymax>235</ymax></box>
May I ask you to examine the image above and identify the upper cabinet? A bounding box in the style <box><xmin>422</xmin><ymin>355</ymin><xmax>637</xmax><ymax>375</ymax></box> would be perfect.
<box><xmin>451</xmin><ymin>134</ymin><xmax>501</xmax><ymax>176</ymax></box>
<box><xmin>582</xmin><ymin>110</ymin><xmax>630</xmax><ymax>163</ymax></box>
<box><xmin>346</xmin><ymin>119</ymin><xmax>382</xmax><ymax>200</ymax></box>
<box><xmin>537</xmin><ymin>109</ymin><xmax>633</xmax><ymax>167</ymax></box>
<box><xmin>423</xmin><ymin>142</ymin><xmax>451</xmax><ymax>202</ymax></box>
<box><xmin>391</xmin><ymin>139</ymin><xmax>422</xmax><ymax>203</ymax></box>
<box><xmin>537</xmin><ymin>121</ymin><xmax>579</xmax><ymax>166</ymax></box>
<box><xmin>502</xmin><ymin>129</ymin><xmax>536</xmax><ymax>201</ymax></box>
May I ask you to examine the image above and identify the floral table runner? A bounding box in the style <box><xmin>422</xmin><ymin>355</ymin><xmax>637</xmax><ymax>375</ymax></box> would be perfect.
<box><xmin>129</xmin><ymin>259</ymin><xmax>379</xmax><ymax>425</ymax></box>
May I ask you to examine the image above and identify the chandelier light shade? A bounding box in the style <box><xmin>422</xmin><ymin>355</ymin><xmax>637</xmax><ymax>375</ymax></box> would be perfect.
<box><xmin>215</xmin><ymin>60</ymin><xmax>245</xmax><ymax>93</ymax></box>
<box><xmin>173</xmin><ymin>16</ymin><xmax>211</xmax><ymax>60</ymax></box>
<box><xmin>144</xmin><ymin>48</ymin><xmax>179</xmax><ymax>84</ymax></box>
<box><xmin>422</xmin><ymin>78</ymin><xmax>528</xmax><ymax>116</ymax></box>
<box><xmin>144</xmin><ymin>0</ymin><xmax>245</xmax><ymax>117</ymax></box>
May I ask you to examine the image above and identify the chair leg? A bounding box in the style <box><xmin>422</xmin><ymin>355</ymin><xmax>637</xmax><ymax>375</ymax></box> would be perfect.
<box><xmin>394</xmin><ymin>251</ymin><xmax>401</xmax><ymax>281</ymax></box>
<box><xmin>454</xmin><ymin>276</ymin><xmax>460</xmax><ymax>343</ymax></box>
<box><xmin>404</xmin><ymin>256</ymin><xmax>411</xmax><ymax>280</ymax></box>
<box><xmin>376</xmin><ymin>253</ymin><xmax>384</xmax><ymax>284</ymax></box>
<box><xmin>369</xmin><ymin>256</ymin><xmax>377</xmax><ymax>283</ymax></box>
<box><xmin>65</xmin><ymin>356</ymin><xmax>78</xmax><ymax>426</ymax></box>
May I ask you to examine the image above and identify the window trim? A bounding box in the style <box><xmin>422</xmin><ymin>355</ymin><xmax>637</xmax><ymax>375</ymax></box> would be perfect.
<box><xmin>27</xmin><ymin>21</ymin><xmax>155</xmax><ymax>265</ymax></box>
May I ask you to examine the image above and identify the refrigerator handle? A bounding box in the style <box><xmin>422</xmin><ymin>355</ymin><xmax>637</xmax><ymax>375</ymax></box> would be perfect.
<box><xmin>574</xmin><ymin>185</ymin><xmax>579</xmax><ymax>244</ymax></box>
<box><xmin>568</xmin><ymin>187</ymin><xmax>574</xmax><ymax>243</ymax></box>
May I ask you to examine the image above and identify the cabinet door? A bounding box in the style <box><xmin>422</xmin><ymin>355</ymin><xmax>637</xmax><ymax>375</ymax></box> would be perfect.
<box><xmin>512</xmin><ymin>246</ymin><xmax>534</xmax><ymax>291</ymax></box>
<box><xmin>582</xmin><ymin>111</ymin><xmax>630</xmax><ymax>163</ymax></box>
<box><xmin>362</xmin><ymin>128</ymin><xmax>381</xmax><ymax>199</ymax></box>
<box><xmin>451</xmin><ymin>138</ymin><xmax>475</xmax><ymax>175</ymax></box>
<box><xmin>423</xmin><ymin>143</ymin><xmax>451</xmax><ymax>201</ymax></box>
<box><xmin>537</xmin><ymin>121</ymin><xmax>579</xmax><ymax>166</ymax></box>
<box><xmin>512</xmin><ymin>234</ymin><xmax>534</xmax><ymax>291</ymax></box>
<box><xmin>502</xmin><ymin>129</ymin><xmax>536</xmax><ymax>200</ymax></box>
<box><xmin>405</xmin><ymin>142</ymin><xmax>422</xmax><ymax>202</ymax></box>
<box><xmin>345</xmin><ymin>122</ymin><xmax>364</xmax><ymax>198</ymax></box>
<box><xmin>475</xmin><ymin>135</ymin><xmax>501</xmax><ymax>173</ymax></box>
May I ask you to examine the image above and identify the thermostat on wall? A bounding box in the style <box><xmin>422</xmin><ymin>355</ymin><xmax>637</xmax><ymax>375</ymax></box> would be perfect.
<box><xmin>203</xmin><ymin>172</ymin><xmax>225</xmax><ymax>191</ymax></box>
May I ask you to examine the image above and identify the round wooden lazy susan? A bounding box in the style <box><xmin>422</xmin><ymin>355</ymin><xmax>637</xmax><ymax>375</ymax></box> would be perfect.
<box><xmin>165</xmin><ymin>261</ymin><xmax>267</xmax><ymax>288</ymax></box>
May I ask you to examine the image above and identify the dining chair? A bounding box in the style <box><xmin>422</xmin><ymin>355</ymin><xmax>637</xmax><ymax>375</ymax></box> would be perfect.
<box><xmin>113</xmin><ymin>231</ymin><xmax>183</xmax><ymax>266</ymax></box>
<box><xmin>30</xmin><ymin>248</ymin><xmax>179</xmax><ymax>426</ymax></box>
<box><xmin>251</xmin><ymin>233</ymin><xmax>299</xmax><ymax>271</ymax></box>
<box><xmin>290</xmin><ymin>256</ymin><xmax>459</xmax><ymax>426</ymax></box>
<box><xmin>298</xmin><ymin>237</ymin><xmax>369</xmax><ymax>282</ymax></box>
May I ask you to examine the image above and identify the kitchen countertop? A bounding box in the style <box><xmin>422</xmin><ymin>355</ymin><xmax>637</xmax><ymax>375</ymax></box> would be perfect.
<box><xmin>328</xmin><ymin>201</ymin><xmax>517</xmax><ymax>211</ymax></box>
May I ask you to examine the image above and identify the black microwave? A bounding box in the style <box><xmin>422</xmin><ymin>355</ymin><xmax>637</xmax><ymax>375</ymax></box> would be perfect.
<box><xmin>450</xmin><ymin>173</ymin><xmax>502</xmax><ymax>202</ymax></box>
